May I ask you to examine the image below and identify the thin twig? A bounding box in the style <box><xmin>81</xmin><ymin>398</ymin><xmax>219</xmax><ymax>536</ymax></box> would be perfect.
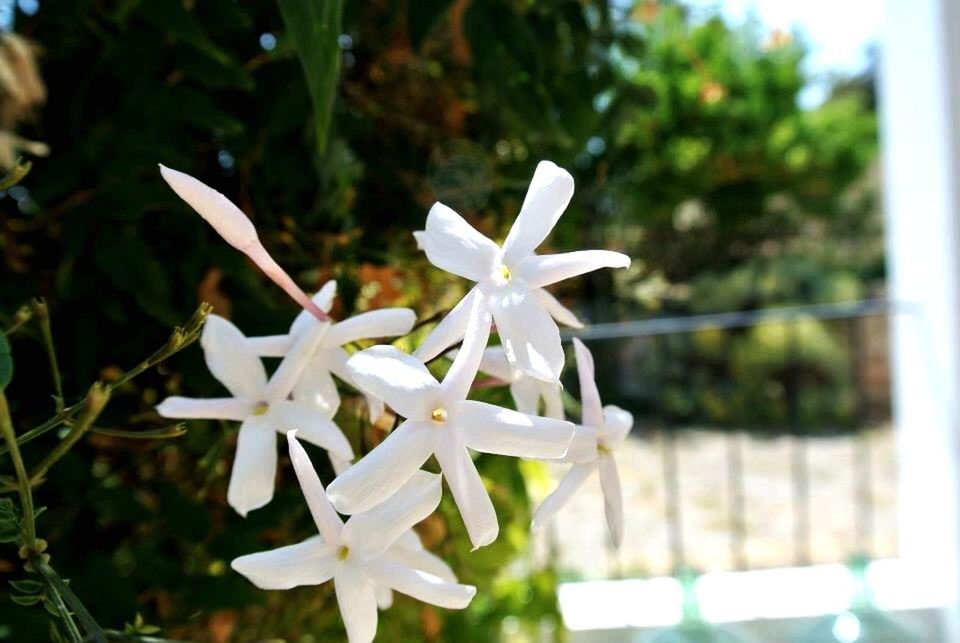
<box><xmin>32</xmin><ymin>299</ymin><xmax>64</xmax><ymax>412</ymax></box>
<box><xmin>2</xmin><ymin>304</ymin><xmax>33</xmax><ymax>335</ymax></box>
<box><xmin>0</xmin><ymin>391</ymin><xmax>35</xmax><ymax>549</ymax></box>
<box><xmin>29</xmin><ymin>384</ymin><xmax>110</xmax><ymax>486</ymax></box>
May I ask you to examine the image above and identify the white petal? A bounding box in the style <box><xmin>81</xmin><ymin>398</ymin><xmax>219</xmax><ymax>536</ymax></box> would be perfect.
<box><xmin>272</xmin><ymin>400</ymin><xmax>353</xmax><ymax>460</ymax></box>
<box><xmin>329</xmin><ymin>452</ymin><xmax>353</xmax><ymax>476</ymax></box>
<box><xmin>385</xmin><ymin>543</ymin><xmax>456</xmax><ymax>584</ymax></box>
<box><xmin>293</xmin><ymin>359</ymin><xmax>341</xmax><ymax>415</ymax></box>
<box><xmin>160</xmin><ymin>165</ymin><xmax>258</xmax><ymax>250</ymax></box>
<box><xmin>573</xmin><ymin>338</ymin><xmax>604</xmax><ymax>427</ymax></box>
<box><xmin>534</xmin><ymin>288</ymin><xmax>584</xmax><ymax>328</ymax></box>
<box><xmin>326</xmin><ymin>308</ymin><xmax>417</xmax><ymax>347</ymax></box>
<box><xmin>335</xmin><ymin>568</ymin><xmax>379</xmax><ymax>643</ymax></box>
<box><xmin>327</xmin><ymin>421</ymin><xmax>439</xmax><ymax>514</ymax></box>
<box><xmin>326</xmin><ymin>348</ymin><xmax>384</xmax><ymax>422</ymax></box>
<box><xmin>227</xmin><ymin>418</ymin><xmax>277</xmax><ymax>517</ymax></box>
<box><xmin>540</xmin><ymin>381</ymin><xmax>565</xmax><ymax>420</ymax></box>
<box><xmin>201</xmin><ymin>315</ymin><xmax>268</xmax><ymax>399</ymax></box>
<box><xmin>500</xmin><ymin>161</ymin><xmax>575</xmax><ymax>266</ymax></box>
<box><xmin>603</xmin><ymin>405</ymin><xmax>634</xmax><ymax>445</ymax></box>
<box><xmin>419</xmin><ymin>202</ymin><xmax>500</xmax><ymax>281</ymax></box>
<box><xmin>244</xmin><ymin>334</ymin><xmax>293</xmax><ymax>357</ymax></box>
<box><xmin>509</xmin><ymin>378</ymin><xmax>541</xmax><ymax>415</ymax></box>
<box><xmin>564</xmin><ymin>424</ymin><xmax>600</xmax><ymax>463</ymax></box>
<box><xmin>231</xmin><ymin>536</ymin><xmax>336</xmax><ymax>589</ymax></box>
<box><xmin>413</xmin><ymin>288</ymin><xmax>478</xmax><ymax>363</ymax></box>
<box><xmin>155</xmin><ymin>396</ymin><xmax>252</xmax><ymax>421</ymax></box>
<box><xmin>455</xmin><ymin>400</ymin><xmax>573</xmax><ymax>459</ymax></box>
<box><xmin>346</xmin><ymin>346</ymin><xmax>441</xmax><ymax>420</ymax></box>
<box><xmin>440</xmin><ymin>291</ymin><xmax>491</xmax><ymax>402</ymax></box>
<box><xmin>264</xmin><ymin>320</ymin><xmax>330</xmax><ymax>401</ymax></box>
<box><xmin>435</xmin><ymin>440</ymin><xmax>498</xmax><ymax>549</ymax></box>
<box><xmin>287</xmin><ymin>431</ymin><xmax>344</xmax><ymax>544</ymax></box>
<box><xmin>516</xmin><ymin>250</ymin><xmax>631</xmax><ymax>288</ymax></box>
<box><xmin>488</xmin><ymin>287</ymin><xmax>564</xmax><ymax>382</ymax></box>
<box><xmin>290</xmin><ymin>281</ymin><xmax>338</xmax><ymax>338</ymax></box>
<box><xmin>376</xmin><ymin>586</ymin><xmax>394</xmax><ymax>610</ymax></box>
<box><xmin>598</xmin><ymin>453</ymin><xmax>624</xmax><ymax>549</ymax></box>
<box><xmin>366</xmin><ymin>560</ymin><xmax>476</xmax><ymax>609</ymax></box>
<box><xmin>341</xmin><ymin>471</ymin><xmax>441</xmax><ymax>556</ymax></box>
<box><xmin>476</xmin><ymin>346</ymin><xmax>515</xmax><ymax>382</ymax></box>
<box><xmin>531</xmin><ymin>463</ymin><xmax>595</xmax><ymax>529</ymax></box>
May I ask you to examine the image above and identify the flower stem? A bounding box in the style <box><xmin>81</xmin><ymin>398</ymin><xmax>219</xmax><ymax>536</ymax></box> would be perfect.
<box><xmin>29</xmin><ymin>383</ymin><xmax>110</xmax><ymax>486</ymax></box>
<box><xmin>32</xmin><ymin>298</ymin><xmax>64</xmax><ymax>412</ymax></box>
<box><xmin>0</xmin><ymin>390</ymin><xmax>36</xmax><ymax>549</ymax></box>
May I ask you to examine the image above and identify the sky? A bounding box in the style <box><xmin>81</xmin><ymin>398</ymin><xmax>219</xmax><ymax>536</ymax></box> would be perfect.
<box><xmin>686</xmin><ymin>0</ymin><xmax>881</xmax><ymax>108</ymax></box>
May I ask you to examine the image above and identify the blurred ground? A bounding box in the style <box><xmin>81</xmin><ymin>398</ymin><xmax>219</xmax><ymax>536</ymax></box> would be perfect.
<box><xmin>532</xmin><ymin>428</ymin><xmax>898</xmax><ymax>577</ymax></box>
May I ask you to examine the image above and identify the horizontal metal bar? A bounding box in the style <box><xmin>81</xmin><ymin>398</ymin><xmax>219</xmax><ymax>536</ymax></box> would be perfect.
<box><xmin>569</xmin><ymin>298</ymin><xmax>902</xmax><ymax>341</ymax></box>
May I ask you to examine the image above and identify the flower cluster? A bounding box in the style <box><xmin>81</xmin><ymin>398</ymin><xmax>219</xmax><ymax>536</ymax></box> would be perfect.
<box><xmin>156</xmin><ymin>160</ymin><xmax>633</xmax><ymax>641</ymax></box>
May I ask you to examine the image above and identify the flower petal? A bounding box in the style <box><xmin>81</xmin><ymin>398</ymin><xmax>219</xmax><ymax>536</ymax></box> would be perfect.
<box><xmin>231</xmin><ymin>536</ymin><xmax>336</xmax><ymax>589</ymax></box>
<box><xmin>385</xmin><ymin>540</ymin><xmax>456</xmax><ymax>584</ymax></box>
<box><xmin>326</xmin><ymin>308</ymin><xmax>417</xmax><ymax>347</ymax></box>
<box><xmin>160</xmin><ymin>165</ymin><xmax>258</xmax><ymax>250</ymax></box>
<box><xmin>418</xmin><ymin>202</ymin><xmax>500</xmax><ymax>281</ymax></box>
<box><xmin>327</xmin><ymin>421</ymin><xmax>439</xmax><ymax>514</ymax></box>
<box><xmin>530</xmin><ymin>463</ymin><xmax>595</xmax><ymax>529</ymax></box>
<box><xmin>155</xmin><ymin>396</ymin><xmax>252</xmax><ymax>421</ymax></box>
<box><xmin>290</xmin><ymin>281</ymin><xmax>338</xmax><ymax>338</ymax></box>
<box><xmin>376</xmin><ymin>586</ymin><xmax>394</xmax><ymax>610</ymax></box>
<box><xmin>244</xmin><ymin>334</ymin><xmax>293</xmax><ymax>357</ymax></box>
<box><xmin>264</xmin><ymin>320</ymin><xmax>330</xmax><ymax>401</ymax></box>
<box><xmin>366</xmin><ymin>559</ymin><xmax>476</xmax><ymax>609</ymax></box>
<box><xmin>454</xmin><ymin>400</ymin><xmax>573</xmax><ymax>459</ymax></box>
<box><xmin>573</xmin><ymin>338</ymin><xmax>604</xmax><ymax>428</ymax></box>
<box><xmin>564</xmin><ymin>424</ymin><xmax>600</xmax><ymax>463</ymax></box>
<box><xmin>534</xmin><ymin>288</ymin><xmax>584</xmax><ymax>328</ymax></box>
<box><xmin>227</xmin><ymin>418</ymin><xmax>277</xmax><ymax>517</ymax></box>
<box><xmin>328</xmin><ymin>347</ymin><xmax>385</xmax><ymax>422</ymax></box>
<box><xmin>440</xmin><ymin>291</ymin><xmax>491</xmax><ymax>403</ymax></box>
<box><xmin>346</xmin><ymin>346</ymin><xmax>441</xmax><ymax>420</ymax></box>
<box><xmin>335</xmin><ymin>567</ymin><xmax>379</xmax><ymax>643</ymax></box>
<box><xmin>272</xmin><ymin>400</ymin><xmax>353</xmax><ymax>461</ymax></box>
<box><xmin>413</xmin><ymin>288</ymin><xmax>479</xmax><ymax>363</ymax></box>
<box><xmin>287</xmin><ymin>431</ymin><xmax>344</xmax><ymax>544</ymax></box>
<box><xmin>488</xmin><ymin>287</ymin><xmax>564</xmax><ymax>382</ymax></box>
<box><xmin>598</xmin><ymin>453</ymin><xmax>624</xmax><ymax>549</ymax></box>
<box><xmin>540</xmin><ymin>381</ymin><xmax>565</xmax><ymax>419</ymax></box>
<box><xmin>516</xmin><ymin>250</ymin><xmax>631</xmax><ymax>289</ymax></box>
<box><xmin>435</xmin><ymin>440</ymin><xmax>498</xmax><ymax>549</ymax></box>
<box><xmin>476</xmin><ymin>345</ymin><xmax>515</xmax><ymax>382</ymax></box>
<box><xmin>603</xmin><ymin>405</ymin><xmax>634</xmax><ymax>445</ymax></box>
<box><xmin>293</xmin><ymin>359</ymin><xmax>341</xmax><ymax>415</ymax></box>
<box><xmin>501</xmin><ymin>161</ymin><xmax>575</xmax><ymax>266</ymax></box>
<box><xmin>201</xmin><ymin>315</ymin><xmax>268</xmax><ymax>399</ymax></box>
<box><xmin>509</xmin><ymin>378</ymin><xmax>541</xmax><ymax>415</ymax></box>
<box><xmin>341</xmin><ymin>471</ymin><xmax>441</xmax><ymax>556</ymax></box>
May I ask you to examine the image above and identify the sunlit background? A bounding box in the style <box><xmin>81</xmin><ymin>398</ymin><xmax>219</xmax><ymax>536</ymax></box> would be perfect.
<box><xmin>1</xmin><ymin>0</ymin><xmax>958</xmax><ymax>641</ymax></box>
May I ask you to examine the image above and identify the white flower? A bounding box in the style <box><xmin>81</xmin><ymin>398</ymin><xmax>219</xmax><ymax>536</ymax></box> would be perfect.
<box><xmin>373</xmin><ymin>529</ymin><xmax>457</xmax><ymax>610</ymax></box>
<box><xmin>159</xmin><ymin>165</ymin><xmax>328</xmax><ymax>321</ymax></box>
<box><xmin>233</xmin><ymin>432</ymin><xmax>476</xmax><ymax>643</ymax></box>
<box><xmin>327</xmin><ymin>291</ymin><xmax>575</xmax><ymax>549</ymax></box>
<box><xmin>156</xmin><ymin>314</ymin><xmax>353</xmax><ymax>516</ymax></box>
<box><xmin>413</xmin><ymin>160</ymin><xmax>629</xmax><ymax>382</ymax></box>
<box><xmin>244</xmin><ymin>280</ymin><xmax>416</xmax><ymax>423</ymax></box>
<box><xmin>531</xmin><ymin>338</ymin><xmax>633</xmax><ymax>549</ymax></box>
<box><xmin>446</xmin><ymin>345</ymin><xmax>565</xmax><ymax>419</ymax></box>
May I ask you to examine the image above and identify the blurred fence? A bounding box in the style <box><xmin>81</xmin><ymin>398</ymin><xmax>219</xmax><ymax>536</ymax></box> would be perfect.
<box><xmin>550</xmin><ymin>299</ymin><xmax>896</xmax><ymax>577</ymax></box>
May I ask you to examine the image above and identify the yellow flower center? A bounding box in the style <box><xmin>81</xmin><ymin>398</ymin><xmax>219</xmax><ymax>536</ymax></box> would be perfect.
<box><xmin>337</xmin><ymin>545</ymin><xmax>350</xmax><ymax>561</ymax></box>
<box><xmin>597</xmin><ymin>443</ymin><xmax>612</xmax><ymax>455</ymax></box>
<box><xmin>252</xmin><ymin>402</ymin><xmax>269</xmax><ymax>416</ymax></box>
<box><xmin>498</xmin><ymin>265</ymin><xmax>512</xmax><ymax>281</ymax></box>
<box><xmin>431</xmin><ymin>407</ymin><xmax>448</xmax><ymax>423</ymax></box>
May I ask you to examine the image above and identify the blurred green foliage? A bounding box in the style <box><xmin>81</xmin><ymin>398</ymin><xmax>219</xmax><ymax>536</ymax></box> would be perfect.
<box><xmin>0</xmin><ymin>0</ymin><xmax>879</xmax><ymax>640</ymax></box>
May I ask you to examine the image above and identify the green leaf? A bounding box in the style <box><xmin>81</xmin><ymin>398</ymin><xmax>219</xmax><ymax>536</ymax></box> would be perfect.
<box><xmin>0</xmin><ymin>331</ymin><xmax>11</xmax><ymax>390</ymax></box>
<box><xmin>278</xmin><ymin>0</ymin><xmax>344</xmax><ymax>152</ymax></box>
<box><xmin>92</xmin><ymin>424</ymin><xmax>187</xmax><ymax>440</ymax></box>
<box><xmin>10</xmin><ymin>594</ymin><xmax>43</xmax><ymax>606</ymax></box>
<box><xmin>9</xmin><ymin>579</ymin><xmax>43</xmax><ymax>593</ymax></box>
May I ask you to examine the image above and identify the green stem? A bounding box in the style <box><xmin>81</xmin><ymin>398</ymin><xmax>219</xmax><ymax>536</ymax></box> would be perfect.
<box><xmin>2</xmin><ymin>305</ymin><xmax>33</xmax><ymax>335</ymax></box>
<box><xmin>0</xmin><ymin>391</ymin><xmax>35</xmax><ymax>548</ymax></box>
<box><xmin>32</xmin><ymin>299</ymin><xmax>64</xmax><ymax>412</ymax></box>
<box><xmin>44</xmin><ymin>570</ymin><xmax>84</xmax><ymax>642</ymax></box>
<box><xmin>30</xmin><ymin>384</ymin><xmax>109</xmax><ymax>486</ymax></box>
<box><xmin>35</xmin><ymin>559</ymin><xmax>106</xmax><ymax>643</ymax></box>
